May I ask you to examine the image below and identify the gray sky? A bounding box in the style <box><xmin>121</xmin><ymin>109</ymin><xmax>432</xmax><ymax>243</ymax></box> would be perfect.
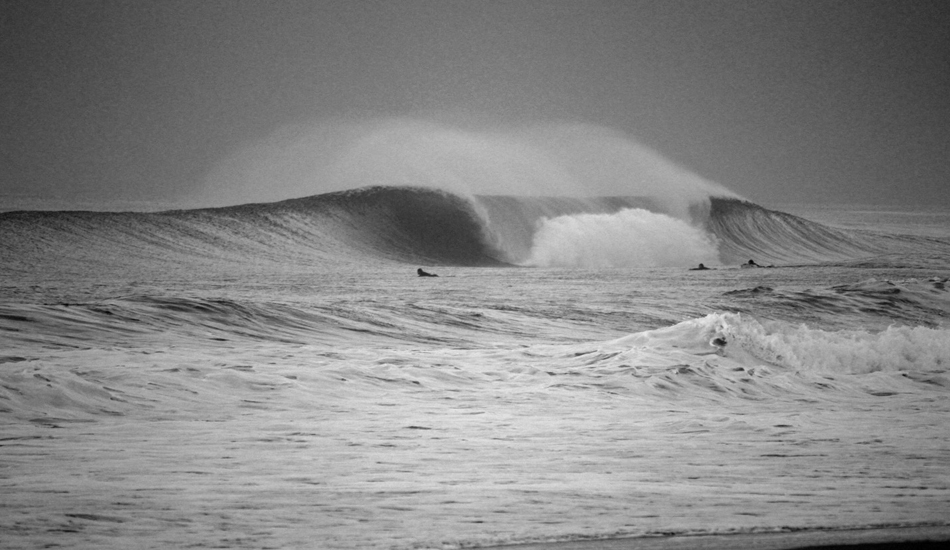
<box><xmin>2</xmin><ymin>0</ymin><xmax>948</xmax><ymax>209</ymax></box>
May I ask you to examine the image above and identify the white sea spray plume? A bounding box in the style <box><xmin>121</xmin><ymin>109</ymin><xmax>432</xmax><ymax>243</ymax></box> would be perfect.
<box><xmin>197</xmin><ymin>117</ymin><xmax>740</xmax><ymax>211</ymax></box>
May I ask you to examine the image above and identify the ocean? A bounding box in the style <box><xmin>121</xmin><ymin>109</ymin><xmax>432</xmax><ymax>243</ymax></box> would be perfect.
<box><xmin>1</xmin><ymin>185</ymin><xmax>949</xmax><ymax>549</ymax></box>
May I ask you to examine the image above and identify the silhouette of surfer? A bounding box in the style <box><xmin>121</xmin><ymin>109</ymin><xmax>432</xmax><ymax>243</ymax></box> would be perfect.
<box><xmin>743</xmin><ymin>259</ymin><xmax>776</xmax><ymax>268</ymax></box>
<box><xmin>417</xmin><ymin>268</ymin><xmax>438</xmax><ymax>277</ymax></box>
<box><xmin>690</xmin><ymin>263</ymin><xmax>710</xmax><ymax>271</ymax></box>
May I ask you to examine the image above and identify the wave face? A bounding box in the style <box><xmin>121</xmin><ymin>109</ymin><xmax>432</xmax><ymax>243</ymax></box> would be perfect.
<box><xmin>699</xmin><ymin>198</ymin><xmax>885</xmax><ymax>265</ymax></box>
<box><xmin>0</xmin><ymin>186</ymin><xmax>923</xmax><ymax>273</ymax></box>
<box><xmin>0</xmin><ymin>187</ymin><xmax>509</xmax><ymax>275</ymax></box>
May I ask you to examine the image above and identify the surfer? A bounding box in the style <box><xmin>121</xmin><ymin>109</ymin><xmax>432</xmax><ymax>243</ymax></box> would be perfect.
<box><xmin>710</xmin><ymin>336</ymin><xmax>727</xmax><ymax>356</ymax></box>
<box><xmin>690</xmin><ymin>263</ymin><xmax>710</xmax><ymax>271</ymax></box>
<box><xmin>744</xmin><ymin>259</ymin><xmax>760</xmax><ymax>268</ymax></box>
<box><xmin>417</xmin><ymin>268</ymin><xmax>438</xmax><ymax>277</ymax></box>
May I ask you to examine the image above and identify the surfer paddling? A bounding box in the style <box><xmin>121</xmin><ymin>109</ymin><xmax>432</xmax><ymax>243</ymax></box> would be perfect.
<box><xmin>690</xmin><ymin>263</ymin><xmax>711</xmax><ymax>271</ymax></box>
<box><xmin>742</xmin><ymin>259</ymin><xmax>775</xmax><ymax>268</ymax></box>
<box><xmin>417</xmin><ymin>268</ymin><xmax>438</xmax><ymax>277</ymax></box>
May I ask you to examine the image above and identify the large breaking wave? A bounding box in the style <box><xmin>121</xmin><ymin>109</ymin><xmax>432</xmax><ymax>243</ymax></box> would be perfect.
<box><xmin>0</xmin><ymin>185</ymin><xmax>910</xmax><ymax>272</ymax></box>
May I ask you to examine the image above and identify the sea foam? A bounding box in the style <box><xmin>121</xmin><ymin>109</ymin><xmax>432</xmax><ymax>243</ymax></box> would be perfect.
<box><xmin>525</xmin><ymin>208</ymin><xmax>719</xmax><ymax>268</ymax></box>
<box><xmin>616</xmin><ymin>312</ymin><xmax>950</xmax><ymax>376</ymax></box>
<box><xmin>720</xmin><ymin>315</ymin><xmax>950</xmax><ymax>375</ymax></box>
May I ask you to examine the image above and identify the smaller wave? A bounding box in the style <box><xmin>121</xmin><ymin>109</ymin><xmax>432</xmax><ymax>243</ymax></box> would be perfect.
<box><xmin>445</xmin><ymin>311</ymin><xmax>950</xmax><ymax>403</ymax></box>
<box><xmin>721</xmin><ymin>277</ymin><xmax>950</xmax><ymax>330</ymax></box>
<box><xmin>525</xmin><ymin>208</ymin><xmax>719</xmax><ymax>268</ymax></box>
<box><xmin>712</xmin><ymin>313</ymin><xmax>950</xmax><ymax>375</ymax></box>
<box><xmin>702</xmin><ymin>198</ymin><xmax>884</xmax><ymax>264</ymax></box>
<box><xmin>612</xmin><ymin>312</ymin><xmax>950</xmax><ymax>376</ymax></box>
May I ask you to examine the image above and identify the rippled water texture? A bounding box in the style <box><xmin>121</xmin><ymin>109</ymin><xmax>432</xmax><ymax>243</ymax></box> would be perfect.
<box><xmin>2</xmin><ymin>199</ymin><xmax>949</xmax><ymax>549</ymax></box>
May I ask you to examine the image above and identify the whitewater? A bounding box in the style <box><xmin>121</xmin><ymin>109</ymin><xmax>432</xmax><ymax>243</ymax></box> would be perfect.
<box><xmin>2</xmin><ymin>185</ymin><xmax>950</xmax><ymax>550</ymax></box>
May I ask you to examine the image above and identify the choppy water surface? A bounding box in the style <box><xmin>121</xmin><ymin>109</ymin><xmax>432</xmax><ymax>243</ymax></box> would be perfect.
<box><xmin>2</xmin><ymin>193</ymin><xmax>949</xmax><ymax>549</ymax></box>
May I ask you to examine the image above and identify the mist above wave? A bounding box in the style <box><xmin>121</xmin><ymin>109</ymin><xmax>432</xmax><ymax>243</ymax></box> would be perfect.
<box><xmin>197</xmin><ymin>118</ymin><xmax>739</xmax><ymax>218</ymax></box>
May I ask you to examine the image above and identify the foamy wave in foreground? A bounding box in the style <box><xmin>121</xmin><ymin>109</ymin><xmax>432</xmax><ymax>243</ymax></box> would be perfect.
<box><xmin>2</xmin><ymin>269</ymin><xmax>950</xmax><ymax>549</ymax></box>
<box><xmin>719</xmin><ymin>315</ymin><xmax>950</xmax><ymax>375</ymax></box>
<box><xmin>623</xmin><ymin>312</ymin><xmax>950</xmax><ymax>375</ymax></box>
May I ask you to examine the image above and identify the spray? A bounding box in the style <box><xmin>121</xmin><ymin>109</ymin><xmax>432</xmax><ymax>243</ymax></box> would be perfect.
<box><xmin>200</xmin><ymin>117</ymin><xmax>739</xmax><ymax>208</ymax></box>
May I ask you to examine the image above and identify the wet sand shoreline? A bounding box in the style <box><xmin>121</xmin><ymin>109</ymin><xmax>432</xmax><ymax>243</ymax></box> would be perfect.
<box><xmin>483</xmin><ymin>525</ymin><xmax>950</xmax><ymax>550</ymax></box>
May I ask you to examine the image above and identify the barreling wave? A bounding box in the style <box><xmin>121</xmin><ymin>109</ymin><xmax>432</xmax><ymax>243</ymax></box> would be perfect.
<box><xmin>0</xmin><ymin>187</ymin><xmax>510</xmax><ymax>276</ymax></box>
<box><xmin>0</xmin><ymin>186</ymin><xmax>910</xmax><ymax>274</ymax></box>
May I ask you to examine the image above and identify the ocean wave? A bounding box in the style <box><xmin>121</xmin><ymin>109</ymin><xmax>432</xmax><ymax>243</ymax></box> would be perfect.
<box><xmin>697</xmin><ymin>198</ymin><xmax>885</xmax><ymax>264</ymax></box>
<box><xmin>721</xmin><ymin>277</ymin><xmax>950</xmax><ymax>330</ymax></box>
<box><xmin>5</xmin><ymin>301</ymin><xmax>947</xmax><ymax>426</ymax></box>
<box><xmin>711</xmin><ymin>313</ymin><xmax>950</xmax><ymax>375</ymax></box>
<box><xmin>0</xmin><ymin>185</ymin><xmax>932</xmax><ymax>273</ymax></box>
<box><xmin>532</xmin><ymin>311</ymin><xmax>950</xmax><ymax>404</ymax></box>
<box><xmin>604</xmin><ymin>311</ymin><xmax>949</xmax><ymax>375</ymax></box>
